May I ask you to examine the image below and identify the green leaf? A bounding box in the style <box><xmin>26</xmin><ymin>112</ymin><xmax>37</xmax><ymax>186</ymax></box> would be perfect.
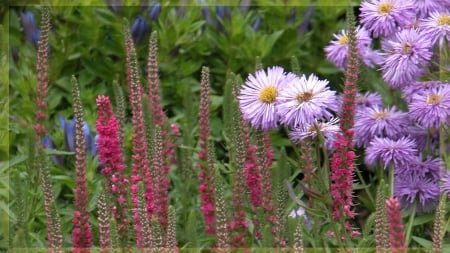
<box><xmin>411</xmin><ymin>236</ymin><xmax>432</xmax><ymax>248</ymax></box>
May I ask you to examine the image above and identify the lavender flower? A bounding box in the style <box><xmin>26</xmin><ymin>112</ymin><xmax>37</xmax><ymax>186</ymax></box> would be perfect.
<box><xmin>401</xmin><ymin>80</ymin><xmax>443</xmax><ymax>103</ymax></box>
<box><xmin>420</xmin><ymin>11</ymin><xmax>450</xmax><ymax>49</ymax></box>
<box><xmin>355</xmin><ymin>91</ymin><xmax>384</xmax><ymax>110</ymax></box>
<box><xmin>408</xmin><ymin>84</ymin><xmax>450</xmax><ymax>129</ymax></box>
<box><xmin>411</xmin><ymin>0</ymin><xmax>450</xmax><ymax>18</ymax></box>
<box><xmin>364</xmin><ymin>136</ymin><xmax>417</xmax><ymax>169</ymax></box>
<box><xmin>277</xmin><ymin>74</ymin><xmax>338</xmax><ymax>128</ymax></box>
<box><xmin>408</xmin><ymin>156</ymin><xmax>443</xmax><ymax>180</ymax></box>
<box><xmin>359</xmin><ymin>0</ymin><xmax>415</xmax><ymax>38</ymax></box>
<box><xmin>288</xmin><ymin>207</ymin><xmax>312</xmax><ymax>228</ymax></box>
<box><xmin>353</xmin><ymin>105</ymin><xmax>410</xmax><ymax>147</ymax></box>
<box><xmin>238</xmin><ymin>66</ymin><xmax>293</xmax><ymax>130</ymax></box>
<box><xmin>394</xmin><ymin>173</ymin><xmax>440</xmax><ymax>213</ymax></box>
<box><xmin>381</xmin><ymin>28</ymin><xmax>433</xmax><ymax>88</ymax></box>
<box><xmin>442</xmin><ymin>171</ymin><xmax>450</xmax><ymax>197</ymax></box>
<box><xmin>406</xmin><ymin>124</ymin><xmax>440</xmax><ymax>154</ymax></box>
<box><xmin>324</xmin><ymin>26</ymin><xmax>373</xmax><ymax>69</ymax></box>
<box><xmin>59</xmin><ymin>116</ymin><xmax>97</xmax><ymax>157</ymax></box>
<box><xmin>289</xmin><ymin>118</ymin><xmax>340</xmax><ymax>150</ymax></box>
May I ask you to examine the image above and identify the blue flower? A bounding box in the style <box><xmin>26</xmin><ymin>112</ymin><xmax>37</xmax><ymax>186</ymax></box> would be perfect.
<box><xmin>148</xmin><ymin>1</ymin><xmax>161</xmax><ymax>21</ymax></box>
<box><xmin>42</xmin><ymin>135</ymin><xmax>65</xmax><ymax>167</ymax></box>
<box><xmin>131</xmin><ymin>16</ymin><xmax>148</xmax><ymax>44</ymax></box>
<box><xmin>59</xmin><ymin>115</ymin><xmax>97</xmax><ymax>157</ymax></box>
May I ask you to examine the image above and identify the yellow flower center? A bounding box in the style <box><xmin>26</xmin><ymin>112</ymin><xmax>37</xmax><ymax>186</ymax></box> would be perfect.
<box><xmin>426</xmin><ymin>94</ymin><xmax>443</xmax><ymax>105</ymax></box>
<box><xmin>374</xmin><ymin>111</ymin><xmax>386</xmax><ymax>120</ymax></box>
<box><xmin>339</xmin><ymin>35</ymin><xmax>348</xmax><ymax>45</ymax></box>
<box><xmin>402</xmin><ymin>43</ymin><xmax>412</xmax><ymax>54</ymax></box>
<box><xmin>437</xmin><ymin>14</ymin><xmax>450</xmax><ymax>26</ymax></box>
<box><xmin>258</xmin><ymin>86</ymin><xmax>278</xmax><ymax>103</ymax></box>
<box><xmin>297</xmin><ymin>91</ymin><xmax>313</xmax><ymax>103</ymax></box>
<box><xmin>377</xmin><ymin>2</ymin><xmax>393</xmax><ymax>15</ymax></box>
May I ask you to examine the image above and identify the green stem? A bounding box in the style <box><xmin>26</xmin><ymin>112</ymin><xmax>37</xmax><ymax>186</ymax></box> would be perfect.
<box><xmin>355</xmin><ymin>166</ymin><xmax>374</xmax><ymax>204</ymax></box>
<box><xmin>389</xmin><ymin>163</ymin><xmax>395</xmax><ymax>197</ymax></box>
<box><xmin>405</xmin><ymin>201</ymin><xmax>417</xmax><ymax>245</ymax></box>
<box><xmin>439</xmin><ymin>126</ymin><xmax>449</xmax><ymax>168</ymax></box>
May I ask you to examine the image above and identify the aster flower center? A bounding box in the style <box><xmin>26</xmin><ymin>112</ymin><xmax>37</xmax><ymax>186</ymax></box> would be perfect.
<box><xmin>258</xmin><ymin>86</ymin><xmax>278</xmax><ymax>103</ymax></box>
<box><xmin>402</xmin><ymin>43</ymin><xmax>412</xmax><ymax>54</ymax></box>
<box><xmin>374</xmin><ymin>111</ymin><xmax>386</xmax><ymax>120</ymax></box>
<box><xmin>377</xmin><ymin>3</ymin><xmax>393</xmax><ymax>15</ymax></box>
<box><xmin>426</xmin><ymin>94</ymin><xmax>443</xmax><ymax>105</ymax></box>
<box><xmin>297</xmin><ymin>91</ymin><xmax>313</xmax><ymax>103</ymax></box>
<box><xmin>437</xmin><ymin>14</ymin><xmax>450</xmax><ymax>26</ymax></box>
<box><xmin>338</xmin><ymin>35</ymin><xmax>348</xmax><ymax>45</ymax></box>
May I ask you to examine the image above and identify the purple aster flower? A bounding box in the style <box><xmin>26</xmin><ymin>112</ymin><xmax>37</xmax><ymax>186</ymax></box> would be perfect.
<box><xmin>353</xmin><ymin>106</ymin><xmax>410</xmax><ymax>147</ymax></box>
<box><xmin>288</xmin><ymin>207</ymin><xmax>312</xmax><ymax>228</ymax></box>
<box><xmin>359</xmin><ymin>47</ymin><xmax>384</xmax><ymax>68</ymax></box>
<box><xmin>441</xmin><ymin>171</ymin><xmax>450</xmax><ymax>197</ymax></box>
<box><xmin>411</xmin><ymin>0</ymin><xmax>450</xmax><ymax>18</ymax></box>
<box><xmin>408</xmin><ymin>84</ymin><xmax>450</xmax><ymax>129</ymax></box>
<box><xmin>406</xmin><ymin>124</ymin><xmax>440</xmax><ymax>154</ymax></box>
<box><xmin>395</xmin><ymin>155</ymin><xmax>443</xmax><ymax>181</ymax></box>
<box><xmin>359</xmin><ymin>0</ymin><xmax>416</xmax><ymax>38</ymax></box>
<box><xmin>420</xmin><ymin>11</ymin><xmax>450</xmax><ymax>49</ymax></box>
<box><xmin>324</xmin><ymin>26</ymin><xmax>372</xmax><ymax>70</ymax></box>
<box><xmin>355</xmin><ymin>91</ymin><xmax>384</xmax><ymax>111</ymax></box>
<box><xmin>238</xmin><ymin>66</ymin><xmax>295</xmax><ymax>130</ymax></box>
<box><xmin>381</xmin><ymin>29</ymin><xmax>433</xmax><ymax>88</ymax></box>
<box><xmin>289</xmin><ymin>117</ymin><xmax>340</xmax><ymax>150</ymax></box>
<box><xmin>277</xmin><ymin>74</ymin><xmax>338</xmax><ymax>128</ymax></box>
<box><xmin>394</xmin><ymin>173</ymin><xmax>440</xmax><ymax>214</ymax></box>
<box><xmin>401</xmin><ymin>80</ymin><xmax>444</xmax><ymax>103</ymax></box>
<box><xmin>364</xmin><ymin>136</ymin><xmax>417</xmax><ymax>169</ymax></box>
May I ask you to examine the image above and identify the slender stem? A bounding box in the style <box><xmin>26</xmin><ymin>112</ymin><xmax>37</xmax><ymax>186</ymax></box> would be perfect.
<box><xmin>389</xmin><ymin>163</ymin><xmax>394</xmax><ymax>197</ymax></box>
<box><xmin>439</xmin><ymin>126</ymin><xmax>449</xmax><ymax>167</ymax></box>
<box><xmin>405</xmin><ymin>201</ymin><xmax>417</xmax><ymax>245</ymax></box>
<box><xmin>355</xmin><ymin>166</ymin><xmax>374</xmax><ymax>204</ymax></box>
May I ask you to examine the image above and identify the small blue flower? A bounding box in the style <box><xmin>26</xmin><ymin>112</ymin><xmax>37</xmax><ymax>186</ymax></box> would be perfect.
<box><xmin>31</xmin><ymin>29</ymin><xmax>40</xmax><ymax>49</ymax></box>
<box><xmin>252</xmin><ymin>15</ymin><xmax>262</xmax><ymax>31</ymax></box>
<box><xmin>59</xmin><ymin>115</ymin><xmax>97</xmax><ymax>157</ymax></box>
<box><xmin>20</xmin><ymin>11</ymin><xmax>39</xmax><ymax>47</ymax></box>
<box><xmin>148</xmin><ymin>1</ymin><xmax>161</xmax><ymax>21</ymax></box>
<box><xmin>106</xmin><ymin>0</ymin><xmax>122</xmax><ymax>14</ymax></box>
<box><xmin>131</xmin><ymin>16</ymin><xmax>148</xmax><ymax>44</ymax></box>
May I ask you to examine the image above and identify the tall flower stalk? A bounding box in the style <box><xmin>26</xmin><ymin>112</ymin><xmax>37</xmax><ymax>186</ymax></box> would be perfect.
<box><xmin>386</xmin><ymin>197</ymin><xmax>407</xmax><ymax>253</ymax></box>
<box><xmin>71</xmin><ymin>76</ymin><xmax>93</xmax><ymax>252</ymax></box>
<box><xmin>147</xmin><ymin>31</ymin><xmax>171</xmax><ymax>231</ymax></box>
<box><xmin>124</xmin><ymin>25</ymin><xmax>152</xmax><ymax>247</ymax></box>
<box><xmin>95</xmin><ymin>95</ymin><xmax>130</xmax><ymax>248</ymax></box>
<box><xmin>329</xmin><ymin>7</ymin><xmax>359</xmax><ymax>234</ymax></box>
<box><xmin>197</xmin><ymin>66</ymin><xmax>216</xmax><ymax>235</ymax></box>
<box><xmin>33</xmin><ymin>6</ymin><xmax>63</xmax><ymax>251</ymax></box>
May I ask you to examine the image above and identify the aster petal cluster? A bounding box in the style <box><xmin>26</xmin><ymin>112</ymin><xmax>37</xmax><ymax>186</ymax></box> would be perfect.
<box><xmin>238</xmin><ymin>66</ymin><xmax>294</xmax><ymax>130</ymax></box>
<box><xmin>324</xmin><ymin>26</ymin><xmax>379</xmax><ymax>69</ymax></box>
<box><xmin>359</xmin><ymin>0</ymin><xmax>416</xmax><ymax>38</ymax></box>
<box><xmin>394</xmin><ymin>173</ymin><xmax>440</xmax><ymax>213</ymax></box>
<box><xmin>277</xmin><ymin>74</ymin><xmax>338</xmax><ymax>128</ymax></box>
<box><xmin>364</xmin><ymin>136</ymin><xmax>417</xmax><ymax>169</ymax></box>
<box><xmin>353</xmin><ymin>105</ymin><xmax>410</xmax><ymax>147</ymax></box>
<box><xmin>401</xmin><ymin>81</ymin><xmax>444</xmax><ymax>103</ymax></box>
<box><xmin>289</xmin><ymin>117</ymin><xmax>340</xmax><ymax>150</ymax></box>
<box><xmin>420</xmin><ymin>11</ymin><xmax>450</xmax><ymax>48</ymax></box>
<box><xmin>411</xmin><ymin>0</ymin><xmax>450</xmax><ymax>18</ymax></box>
<box><xmin>381</xmin><ymin>28</ymin><xmax>433</xmax><ymax>88</ymax></box>
<box><xmin>408</xmin><ymin>84</ymin><xmax>450</xmax><ymax>129</ymax></box>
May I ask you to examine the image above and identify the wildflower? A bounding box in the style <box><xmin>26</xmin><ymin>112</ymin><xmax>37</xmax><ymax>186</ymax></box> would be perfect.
<box><xmin>277</xmin><ymin>74</ymin><xmax>338</xmax><ymax>128</ymax></box>
<box><xmin>148</xmin><ymin>1</ymin><xmax>161</xmax><ymax>21</ymax></box>
<box><xmin>401</xmin><ymin>80</ymin><xmax>443</xmax><ymax>104</ymax></box>
<box><xmin>406</xmin><ymin>124</ymin><xmax>440</xmax><ymax>154</ymax></box>
<box><xmin>410</xmin><ymin>0</ymin><xmax>450</xmax><ymax>18</ymax></box>
<box><xmin>288</xmin><ymin>207</ymin><xmax>312</xmax><ymax>228</ymax></box>
<box><xmin>408</xmin><ymin>85</ymin><xmax>450</xmax><ymax>129</ymax></box>
<box><xmin>364</xmin><ymin>136</ymin><xmax>417</xmax><ymax>169</ymax></box>
<box><xmin>131</xmin><ymin>16</ymin><xmax>148</xmax><ymax>44</ymax></box>
<box><xmin>59</xmin><ymin>115</ymin><xmax>97</xmax><ymax>157</ymax></box>
<box><xmin>420</xmin><ymin>11</ymin><xmax>450</xmax><ymax>49</ymax></box>
<box><xmin>441</xmin><ymin>171</ymin><xmax>450</xmax><ymax>197</ymax></box>
<box><xmin>353</xmin><ymin>105</ymin><xmax>410</xmax><ymax>148</ymax></box>
<box><xmin>381</xmin><ymin>29</ymin><xmax>433</xmax><ymax>88</ymax></box>
<box><xmin>252</xmin><ymin>15</ymin><xmax>262</xmax><ymax>31</ymax></box>
<box><xmin>238</xmin><ymin>66</ymin><xmax>293</xmax><ymax>130</ymax></box>
<box><xmin>394</xmin><ymin>173</ymin><xmax>440</xmax><ymax>213</ymax></box>
<box><xmin>359</xmin><ymin>0</ymin><xmax>415</xmax><ymax>38</ymax></box>
<box><xmin>395</xmin><ymin>155</ymin><xmax>443</xmax><ymax>181</ymax></box>
<box><xmin>324</xmin><ymin>26</ymin><xmax>373</xmax><ymax>69</ymax></box>
<box><xmin>289</xmin><ymin>117</ymin><xmax>340</xmax><ymax>150</ymax></box>
<box><xmin>354</xmin><ymin>91</ymin><xmax>384</xmax><ymax>111</ymax></box>
<box><xmin>385</xmin><ymin>197</ymin><xmax>407</xmax><ymax>253</ymax></box>
<box><xmin>20</xmin><ymin>11</ymin><xmax>39</xmax><ymax>48</ymax></box>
